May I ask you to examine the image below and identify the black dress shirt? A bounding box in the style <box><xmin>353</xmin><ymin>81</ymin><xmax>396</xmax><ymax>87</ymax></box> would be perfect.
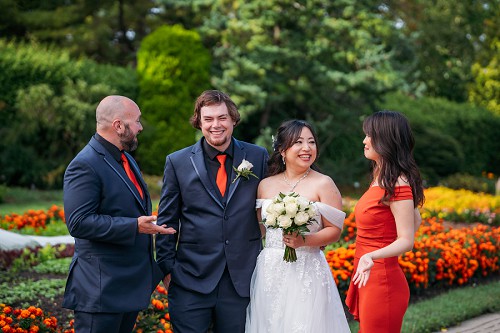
<box><xmin>202</xmin><ymin>138</ymin><xmax>234</xmax><ymax>198</ymax></box>
<box><xmin>95</xmin><ymin>133</ymin><xmax>122</xmax><ymax>164</ymax></box>
<box><xmin>95</xmin><ymin>133</ymin><xmax>145</xmax><ymax>202</ymax></box>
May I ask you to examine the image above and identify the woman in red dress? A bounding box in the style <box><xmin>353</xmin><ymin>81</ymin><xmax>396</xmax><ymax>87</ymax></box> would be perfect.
<box><xmin>346</xmin><ymin>111</ymin><xmax>424</xmax><ymax>332</ymax></box>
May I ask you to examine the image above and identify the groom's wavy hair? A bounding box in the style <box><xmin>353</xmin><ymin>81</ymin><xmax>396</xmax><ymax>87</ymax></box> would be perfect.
<box><xmin>363</xmin><ymin>110</ymin><xmax>424</xmax><ymax>208</ymax></box>
<box><xmin>267</xmin><ymin>119</ymin><xmax>321</xmax><ymax>177</ymax></box>
<box><xmin>190</xmin><ymin>90</ymin><xmax>241</xmax><ymax>129</ymax></box>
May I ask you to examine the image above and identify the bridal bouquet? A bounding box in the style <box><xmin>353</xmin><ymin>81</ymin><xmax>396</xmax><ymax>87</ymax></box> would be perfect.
<box><xmin>263</xmin><ymin>192</ymin><xmax>317</xmax><ymax>262</ymax></box>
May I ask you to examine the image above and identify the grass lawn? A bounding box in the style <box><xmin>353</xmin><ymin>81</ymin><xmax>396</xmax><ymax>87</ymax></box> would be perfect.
<box><xmin>0</xmin><ymin>187</ymin><xmax>63</xmax><ymax>215</ymax></box>
<box><xmin>402</xmin><ymin>279</ymin><xmax>500</xmax><ymax>332</ymax></box>
<box><xmin>348</xmin><ymin>279</ymin><xmax>500</xmax><ymax>333</ymax></box>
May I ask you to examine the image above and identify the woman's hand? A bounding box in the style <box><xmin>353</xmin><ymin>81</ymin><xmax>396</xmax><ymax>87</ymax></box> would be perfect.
<box><xmin>352</xmin><ymin>253</ymin><xmax>374</xmax><ymax>287</ymax></box>
<box><xmin>283</xmin><ymin>231</ymin><xmax>306</xmax><ymax>249</ymax></box>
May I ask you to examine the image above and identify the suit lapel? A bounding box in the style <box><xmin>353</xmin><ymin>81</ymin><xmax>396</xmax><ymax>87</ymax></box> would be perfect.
<box><xmin>190</xmin><ymin>141</ymin><xmax>224</xmax><ymax>209</ymax></box>
<box><xmin>124</xmin><ymin>152</ymin><xmax>150</xmax><ymax>213</ymax></box>
<box><xmin>89</xmin><ymin>138</ymin><xmax>148</xmax><ymax>213</ymax></box>
<box><xmin>104</xmin><ymin>156</ymin><xmax>148</xmax><ymax>212</ymax></box>
<box><xmin>226</xmin><ymin>139</ymin><xmax>246</xmax><ymax>204</ymax></box>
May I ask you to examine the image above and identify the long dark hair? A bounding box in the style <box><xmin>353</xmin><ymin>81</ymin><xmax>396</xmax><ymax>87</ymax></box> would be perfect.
<box><xmin>268</xmin><ymin>120</ymin><xmax>321</xmax><ymax>177</ymax></box>
<box><xmin>363</xmin><ymin>111</ymin><xmax>424</xmax><ymax>207</ymax></box>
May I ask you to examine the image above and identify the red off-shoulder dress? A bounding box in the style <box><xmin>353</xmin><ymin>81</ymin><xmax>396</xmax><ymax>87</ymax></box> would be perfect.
<box><xmin>346</xmin><ymin>185</ymin><xmax>413</xmax><ymax>333</ymax></box>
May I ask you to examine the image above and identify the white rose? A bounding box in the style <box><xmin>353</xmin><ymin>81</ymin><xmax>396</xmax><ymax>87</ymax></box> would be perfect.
<box><xmin>307</xmin><ymin>205</ymin><xmax>318</xmax><ymax>218</ymax></box>
<box><xmin>266</xmin><ymin>203</ymin><xmax>276</xmax><ymax>215</ymax></box>
<box><xmin>264</xmin><ymin>213</ymin><xmax>277</xmax><ymax>227</ymax></box>
<box><xmin>237</xmin><ymin>159</ymin><xmax>253</xmax><ymax>171</ymax></box>
<box><xmin>283</xmin><ymin>195</ymin><xmax>297</xmax><ymax>204</ymax></box>
<box><xmin>272</xmin><ymin>202</ymin><xmax>286</xmax><ymax>215</ymax></box>
<box><xmin>295</xmin><ymin>212</ymin><xmax>310</xmax><ymax>225</ymax></box>
<box><xmin>278</xmin><ymin>215</ymin><xmax>293</xmax><ymax>228</ymax></box>
<box><xmin>297</xmin><ymin>196</ymin><xmax>310</xmax><ymax>209</ymax></box>
<box><xmin>285</xmin><ymin>202</ymin><xmax>298</xmax><ymax>216</ymax></box>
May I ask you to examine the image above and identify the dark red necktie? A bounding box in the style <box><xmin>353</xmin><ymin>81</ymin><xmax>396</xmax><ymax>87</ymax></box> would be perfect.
<box><xmin>121</xmin><ymin>153</ymin><xmax>144</xmax><ymax>199</ymax></box>
<box><xmin>216</xmin><ymin>154</ymin><xmax>227</xmax><ymax>197</ymax></box>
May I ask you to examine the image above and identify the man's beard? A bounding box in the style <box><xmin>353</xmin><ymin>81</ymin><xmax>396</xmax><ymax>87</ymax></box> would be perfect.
<box><xmin>120</xmin><ymin>123</ymin><xmax>138</xmax><ymax>152</ymax></box>
<box><xmin>206</xmin><ymin>135</ymin><xmax>229</xmax><ymax>148</ymax></box>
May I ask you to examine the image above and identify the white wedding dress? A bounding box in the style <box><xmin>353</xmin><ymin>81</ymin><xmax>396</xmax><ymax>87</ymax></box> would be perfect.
<box><xmin>245</xmin><ymin>198</ymin><xmax>351</xmax><ymax>333</ymax></box>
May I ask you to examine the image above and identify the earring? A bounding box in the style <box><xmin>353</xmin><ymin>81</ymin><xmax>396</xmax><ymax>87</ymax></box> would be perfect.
<box><xmin>282</xmin><ymin>156</ymin><xmax>286</xmax><ymax>165</ymax></box>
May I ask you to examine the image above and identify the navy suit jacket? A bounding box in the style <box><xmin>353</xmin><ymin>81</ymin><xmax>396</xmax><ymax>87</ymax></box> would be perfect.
<box><xmin>62</xmin><ymin>136</ymin><xmax>163</xmax><ymax>313</ymax></box>
<box><xmin>156</xmin><ymin>138</ymin><xmax>268</xmax><ymax>297</ymax></box>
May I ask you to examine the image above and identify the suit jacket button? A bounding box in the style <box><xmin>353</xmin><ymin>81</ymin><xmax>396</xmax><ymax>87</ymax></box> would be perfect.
<box><xmin>224</xmin><ymin>215</ymin><xmax>229</xmax><ymax>220</ymax></box>
<box><xmin>225</xmin><ymin>240</ymin><xmax>229</xmax><ymax>245</ymax></box>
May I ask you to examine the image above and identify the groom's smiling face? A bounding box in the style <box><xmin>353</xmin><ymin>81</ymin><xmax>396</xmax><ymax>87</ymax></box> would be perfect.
<box><xmin>200</xmin><ymin>103</ymin><xmax>236</xmax><ymax>152</ymax></box>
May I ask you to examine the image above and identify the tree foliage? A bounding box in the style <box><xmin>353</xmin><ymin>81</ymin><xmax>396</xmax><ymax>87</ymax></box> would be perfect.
<box><xmin>469</xmin><ymin>40</ymin><xmax>500</xmax><ymax>116</ymax></box>
<box><xmin>380</xmin><ymin>92</ymin><xmax>500</xmax><ymax>184</ymax></box>
<box><xmin>188</xmin><ymin>0</ymin><xmax>402</xmax><ymax>183</ymax></box>
<box><xmin>135</xmin><ymin>25</ymin><xmax>211</xmax><ymax>174</ymax></box>
<box><xmin>0</xmin><ymin>0</ymin><xmax>163</xmax><ymax>66</ymax></box>
<box><xmin>0</xmin><ymin>39</ymin><xmax>137</xmax><ymax>188</ymax></box>
<box><xmin>383</xmin><ymin>0</ymin><xmax>500</xmax><ymax>102</ymax></box>
<box><xmin>1</xmin><ymin>0</ymin><xmax>499</xmax><ymax>187</ymax></box>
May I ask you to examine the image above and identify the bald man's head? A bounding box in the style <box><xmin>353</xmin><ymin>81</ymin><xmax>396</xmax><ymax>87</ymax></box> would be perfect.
<box><xmin>95</xmin><ymin>95</ymin><xmax>143</xmax><ymax>151</ymax></box>
<box><xmin>96</xmin><ymin>95</ymin><xmax>138</xmax><ymax>130</ymax></box>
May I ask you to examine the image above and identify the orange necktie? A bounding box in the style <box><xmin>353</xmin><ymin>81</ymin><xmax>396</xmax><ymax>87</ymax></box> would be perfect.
<box><xmin>216</xmin><ymin>154</ymin><xmax>227</xmax><ymax>197</ymax></box>
<box><xmin>121</xmin><ymin>153</ymin><xmax>144</xmax><ymax>199</ymax></box>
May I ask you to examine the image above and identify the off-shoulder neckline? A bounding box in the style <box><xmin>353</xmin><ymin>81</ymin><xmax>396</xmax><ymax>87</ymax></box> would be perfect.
<box><xmin>369</xmin><ymin>185</ymin><xmax>411</xmax><ymax>188</ymax></box>
<box><xmin>257</xmin><ymin>198</ymin><xmax>340</xmax><ymax>209</ymax></box>
<box><xmin>257</xmin><ymin>197</ymin><xmax>318</xmax><ymax>202</ymax></box>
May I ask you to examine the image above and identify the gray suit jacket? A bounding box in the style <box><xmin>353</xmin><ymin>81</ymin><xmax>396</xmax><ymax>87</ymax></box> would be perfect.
<box><xmin>156</xmin><ymin>138</ymin><xmax>268</xmax><ymax>297</ymax></box>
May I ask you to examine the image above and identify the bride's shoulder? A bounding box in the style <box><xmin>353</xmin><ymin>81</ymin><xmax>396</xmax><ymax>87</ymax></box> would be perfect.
<box><xmin>310</xmin><ymin>171</ymin><xmax>342</xmax><ymax>207</ymax></box>
<box><xmin>257</xmin><ymin>174</ymin><xmax>282</xmax><ymax>198</ymax></box>
<box><xmin>310</xmin><ymin>170</ymin><xmax>336</xmax><ymax>187</ymax></box>
<box><xmin>259</xmin><ymin>174</ymin><xmax>281</xmax><ymax>187</ymax></box>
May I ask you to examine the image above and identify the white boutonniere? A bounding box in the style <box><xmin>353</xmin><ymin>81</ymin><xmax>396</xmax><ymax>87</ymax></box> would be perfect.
<box><xmin>232</xmin><ymin>159</ymin><xmax>259</xmax><ymax>183</ymax></box>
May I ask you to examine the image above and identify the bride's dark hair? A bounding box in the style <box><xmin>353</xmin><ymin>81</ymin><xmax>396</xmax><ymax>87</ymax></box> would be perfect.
<box><xmin>267</xmin><ymin>120</ymin><xmax>321</xmax><ymax>177</ymax></box>
<box><xmin>363</xmin><ymin>110</ymin><xmax>424</xmax><ymax>207</ymax></box>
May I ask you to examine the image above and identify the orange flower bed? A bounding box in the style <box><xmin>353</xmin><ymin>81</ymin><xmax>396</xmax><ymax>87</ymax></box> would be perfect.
<box><xmin>327</xmin><ymin>216</ymin><xmax>500</xmax><ymax>295</ymax></box>
<box><xmin>402</xmin><ymin>218</ymin><xmax>500</xmax><ymax>290</ymax></box>
<box><xmin>134</xmin><ymin>285</ymin><xmax>173</xmax><ymax>333</ymax></box>
<box><xmin>0</xmin><ymin>205</ymin><xmax>65</xmax><ymax>231</ymax></box>
<box><xmin>0</xmin><ymin>304</ymin><xmax>73</xmax><ymax>333</ymax></box>
<box><xmin>2</xmin><ymin>205</ymin><xmax>498</xmax><ymax>331</ymax></box>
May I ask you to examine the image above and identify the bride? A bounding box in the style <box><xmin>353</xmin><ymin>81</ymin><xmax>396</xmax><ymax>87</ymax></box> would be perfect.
<box><xmin>245</xmin><ymin>120</ymin><xmax>350</xmax><ymax>333</ymax></box>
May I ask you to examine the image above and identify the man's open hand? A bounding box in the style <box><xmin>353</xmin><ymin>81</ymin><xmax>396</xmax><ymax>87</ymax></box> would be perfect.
<box><xmin>137</xmin><ymin>215</ymin><xmax>176</xmax><ymax>235</ymax></box>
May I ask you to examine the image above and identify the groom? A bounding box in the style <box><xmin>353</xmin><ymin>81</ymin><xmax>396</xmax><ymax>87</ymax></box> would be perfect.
<box><xmin>155</xmin><ymin>90</ymin><xmax>268</xmax><ymax>333</ymax></box>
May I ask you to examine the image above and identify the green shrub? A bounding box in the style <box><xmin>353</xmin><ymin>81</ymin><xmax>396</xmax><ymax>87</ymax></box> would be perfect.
<box><xmin>0</xmin><ymin>185</ymin><xmax>7</xmax><ymax>203</ymax></box>
<box><xmin>0</xmin><ymin>39</ymin><xmax>138</xmax><ymax>188</ymax></box>
<box><xmin>33</xmin><ymin>257</ymin><xmax>72</xmax><ymax>275</ymax></box>
<box><xmin>379</xmin><ymin>93</ymin><xmax>500</xmax><ymax>184</ymax></box>
<box><xmin>6</xmin><ymin>244</ymin><xmax>72</xmax><ymax>272</ymax></box>
<box><xmin>440</xmin><ymin>173</ymin><xmax>496</xmax><ymax>194</ymax></box>
<box><xmin>136</xmin><ymin>25</ymin><xmax>211</xmax><ymax>174</ymax></box>
<box><xmin>142</xmin><ymin>174</ymin><xmax>163</xmax><ymax>201</ymax></box>
<box><xmin>0</xmin><ymin>279</ymin><xmax>66</xmax><ymax>305</ymax></box>
<box><xmin>412</xmin><ymin>125</ymin><xmax>464</xmax><ymax>185</ymax></box>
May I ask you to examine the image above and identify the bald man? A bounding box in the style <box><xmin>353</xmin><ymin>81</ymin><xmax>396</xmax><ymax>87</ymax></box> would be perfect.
<box><xmin>62</xmin><ymin>95</ymin><xmax>175</xmax><ymax>333</ymax></box>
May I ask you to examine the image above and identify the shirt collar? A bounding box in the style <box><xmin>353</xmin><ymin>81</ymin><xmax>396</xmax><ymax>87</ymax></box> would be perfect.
<box><xmin>94</xmin><ymin>133</ymin><xmax>122</xmax><ymax>163</ymax></box>
<box><xmin>202</xmin><ymin>137</ymin><xmax>234</xmax><ymax>160</ymax></box>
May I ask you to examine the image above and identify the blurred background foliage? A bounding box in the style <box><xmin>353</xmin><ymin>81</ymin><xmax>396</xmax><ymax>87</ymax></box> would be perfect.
<box><xmin>0</xmin><ymin>0</ymin><xmax>498</xmax><ymax>193</ymax></box>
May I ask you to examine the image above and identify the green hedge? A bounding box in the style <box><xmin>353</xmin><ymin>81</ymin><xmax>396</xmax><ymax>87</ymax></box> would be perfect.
<box><xmin>379</xmin><ymin>93</ymin><xmax>500</xmax><ymax>184</ymax></box>
<box><xmin>0</xmin><ymin>39</ymin><xmax>138</xmax><ymax>188</ymax></box>
<box><xmin>136</xmin><ymin>25</ymin><xmax>211</xmax><ymax>174</ymax></box>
